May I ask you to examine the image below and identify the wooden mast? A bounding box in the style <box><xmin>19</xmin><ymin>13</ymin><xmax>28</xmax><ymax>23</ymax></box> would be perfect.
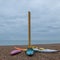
<box><xmin>28</xmin><ymin>11</ymin><xmax>31</xmax><ymax>48</ymax></box>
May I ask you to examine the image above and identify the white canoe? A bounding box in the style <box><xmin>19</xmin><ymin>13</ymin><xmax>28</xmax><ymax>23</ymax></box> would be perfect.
<box><xmin>33</xmin><ymin>48</ymin><xmax>59</xmax><ymax>53</ymax></box>
<box><xmin>38</xmin><ymin>49</ymin><xmax>59</xmax><ymax>53</ymax></box>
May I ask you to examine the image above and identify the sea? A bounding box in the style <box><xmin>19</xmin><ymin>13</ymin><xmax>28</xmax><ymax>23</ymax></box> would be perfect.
<box><xmin>0</xmin><ymin>40</ymin><xmax>60</xmax><ymax>45</ymax></box>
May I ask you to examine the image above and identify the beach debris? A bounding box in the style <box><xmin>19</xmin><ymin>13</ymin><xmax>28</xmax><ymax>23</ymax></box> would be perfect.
<box><xmin>10</xmin><ymin>50</ymin><xmax>21</xmax><ymax>55</ymax></box>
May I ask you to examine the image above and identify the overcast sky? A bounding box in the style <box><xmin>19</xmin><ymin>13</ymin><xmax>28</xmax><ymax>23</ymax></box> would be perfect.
<box><xmin>0</xmin><ymin>0</ymin><xmax>60</xmax><ymax>41</ymax></box>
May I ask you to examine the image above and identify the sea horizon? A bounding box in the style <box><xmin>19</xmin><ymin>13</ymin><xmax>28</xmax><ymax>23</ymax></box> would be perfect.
<box><xmin>0</xmin><ymin>40</ymin><xmax>60</xmax><ymax>45</ymax></box>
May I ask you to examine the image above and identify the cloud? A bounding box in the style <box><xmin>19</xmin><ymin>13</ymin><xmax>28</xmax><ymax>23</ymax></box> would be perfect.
<box><xmin>0</xmin><ymin>0</ymin><xmax>60</xmax><ymax>43</ymax></box>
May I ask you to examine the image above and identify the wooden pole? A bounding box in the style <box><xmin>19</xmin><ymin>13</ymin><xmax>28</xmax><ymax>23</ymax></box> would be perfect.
<box><xmin>28</xmin><ymin>11</ymin><xmax>31</xmax><ymax>48</ymax></box>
